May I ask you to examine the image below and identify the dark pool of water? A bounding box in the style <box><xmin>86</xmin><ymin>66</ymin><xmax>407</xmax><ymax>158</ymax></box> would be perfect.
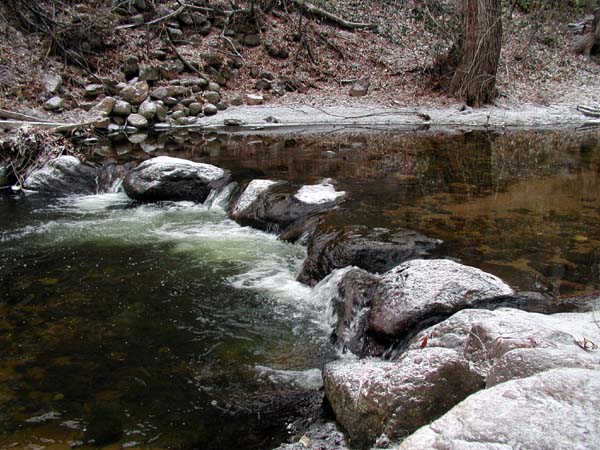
<box><xmin>1</xmin><ymin>127</ymin><xmax>599</xmax><ymax>449</ymax></box>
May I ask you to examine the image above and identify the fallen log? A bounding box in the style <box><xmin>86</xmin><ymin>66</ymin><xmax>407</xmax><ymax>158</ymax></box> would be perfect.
<box><xmin>0</xmin><ymin>109</ymin><xmax>47</xmax><ymax>122</ymax></box>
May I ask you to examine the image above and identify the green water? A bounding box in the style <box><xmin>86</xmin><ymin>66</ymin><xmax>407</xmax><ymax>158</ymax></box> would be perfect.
<box><xmin>0</xmin><ymin>194</ymin><xmax>334</xmax><ymax>449</ymax></box>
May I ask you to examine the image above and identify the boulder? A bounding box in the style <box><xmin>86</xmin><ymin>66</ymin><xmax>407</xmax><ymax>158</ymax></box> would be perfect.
<box><xmin>203</xmin><ymin>91</ymin><xmax>221</xmax><ymax>104</ymax></box>
<box><xmin>244</xmin><ymin>93</ymin><xmax>264</xmax><ymax>105</ymax></box>
<box><xmin>229</xmin><ymin>179</ymin><xmax>345</xmax><ymax>234</ymax></box>
<box><xmin>188</xmin><ymin>102</ymin><xmax>203</xmax><ymax>116</ymax></box>
<box><xmin>462</xmin><ymin>307</ymin><xmax>600</xmax><ymax>379</ymax></box>
<box><xmin>324</xmin><ymin>348</ymin><xmax>483</xmax><ymax>448</ymax></box>
<box><xmin>368</xmin><ymin>259</ymin><xmax>514</xmax><ymax>343</ymax></box>
<box><xmin>126</xmin><ymin>113</ymin><xmax>148</xmax><ymax>129</ymax></box>
<box><xmin>349</xmin><ymin>79</ymin><xmax>370</xmax><ymax>97</ymax></box>
<box><xmin>123</xmin><ymin>156</ymin><xmax>230</xmax><ymax>202</ymax></box>
<box><xmin>43</xmin><ymin>96</ymin><xmax>64</xmax><ymax>111</ymax></box>
<box><xmin>203</xmin><ymin>104</ymin><xmax>218</xmax><ymax>116</ymax></box>
<box><xmin>315</xmin><ymin>267</ymin><xmax>382</xmax><ymax>356</ymax></box>
<box><xmin>150</xmin><ymin>86</ymin><xmax>168</xmax><ymax>100</ymax></box>
<box><xmin>138</xmin><ymin>100</ymin><xmax>157</xmax><ymax>120</ymax></box>
<box><xmin>23</xmin><ymin>156</ymin><xmax>96</xmax><ymax>195</ymax></box>
<box><xmin>90</xmin><ymin>96</ymin><xmax>116</xmax><ymax>116</ymax></box>
<box><xmin>112</xmin><ymin>100</ymin><xmax>132</xmax><ymax>116</ymax></box>
<box><xmin>395</xmin><ymin>368</ymin><xmax>600</xmax><ymax>450</ymax></box>
<box><xmin>120</xmin><ymin>81</ymin><xmax>149</xmax><ymax>105</ymax></box>
<box><xmin>298</xmin><ymin>223</ymin><xmax>442</xmax><ymax>287</ymax></box>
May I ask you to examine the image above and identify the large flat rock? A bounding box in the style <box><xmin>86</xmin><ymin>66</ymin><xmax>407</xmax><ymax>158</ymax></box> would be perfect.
<box><xmin>395</xmin><ymin>368</ymin><xmax>600</xmax><ymax>450</ymax></box>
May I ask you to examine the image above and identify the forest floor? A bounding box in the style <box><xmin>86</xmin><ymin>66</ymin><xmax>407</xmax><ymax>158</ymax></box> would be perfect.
<box><xmin>0</xmin><ymin>0</ymin><xmax>599</xmax><ymax>130</ymax></box>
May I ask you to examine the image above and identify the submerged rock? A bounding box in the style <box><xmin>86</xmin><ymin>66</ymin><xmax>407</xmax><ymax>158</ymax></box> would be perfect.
<box><xmin>298</xmin><ymin>223</ymin><xmax>442</xmax><ymax>287</ymax></box>
<box><xmin>123</xmin><ymin>156</ymin><xmax>230</xmax><ymax>202</ymax></box>
<box><xmin>23</xmin><ymin>156</ymin><xmax>97</xmax><ymax>195</ymax></box>
<box><xmin>368</xmin><ymin>259</ymin><xmax>514</xmax><ymax>344</ymax></box>
<box><xmin>229</xmin><ymin>179</ymin><xmax>345</xmax><ymax>235</ymax></box>
<box><xmin>395</xmin><ymin>368</ymin><xmax>600</xmax><ymax>450</ymax></box>
<box><xmin>324</xmin><ymin>348</ymin><xmax>483</xmax><ymax>448</ymax></box>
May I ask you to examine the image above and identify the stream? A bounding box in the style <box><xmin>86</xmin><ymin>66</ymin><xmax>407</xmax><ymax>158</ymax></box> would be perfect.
<box><xmin>1</xmin><ymin>127</ymin><xmax>599</xmax><ymax>449</ymax></box>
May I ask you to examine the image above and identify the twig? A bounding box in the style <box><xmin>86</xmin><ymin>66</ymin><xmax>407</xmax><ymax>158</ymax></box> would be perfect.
<box><xmin>116</xmin><ymin>4</ymin><xmax>186</xmax><ymax>30</ymax></box>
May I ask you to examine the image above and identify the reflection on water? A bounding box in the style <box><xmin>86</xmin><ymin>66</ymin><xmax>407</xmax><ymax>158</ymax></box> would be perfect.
<box><xmin>1</xmin><ymin>127</ymin><xmax>599</xmax><ymax>449</ymax></box>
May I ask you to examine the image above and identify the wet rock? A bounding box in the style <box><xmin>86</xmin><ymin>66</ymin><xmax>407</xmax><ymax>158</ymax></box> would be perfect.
<box><xmin>395</xmin><ymin>368</ymin><xmax>600</xmax><ymax>450</ymax></box>
<box><xmin>203</xmin><ymin>104</ymin><xmax>218</xmax><ymax>116</ymax></box>
<box><xmin>24</xmin><ymin>156</ymin><xmax>96</xmax><ymax>195</ymax></box>
<box><xmin>85</xmin><ymin>83</ymin><xmax>104</xmax><ymax>97</ymax></box>
<box><xmin>323</xmin><ymin>267</ymin><xmax>382</xmax><ymax>355</ymax></box>
<box><xmin>90</xmin><ymin>96</ymin><xmax>116</xmax><ymax>116</ymax></box>
<box><xmin>274</xmin><ymin>422</ymin><xmax>349</xmax><ymax>450</ymax></box>
<box><xmin>349</xmin><ymin>79</ymin><xmax>370</xmax><ymax>97</ymax></box>
<box><xmin>0</xmin><ymin>164</ymin><xmax>14</xmax><ymax>188</ymax></box>
<box><xmin>324</xmin><ymin>348</ymin><xmax>483</xmax><ymax>448</ymax></box>
<box><xmin>230</xmin><ymin>179</ymin><xmax>345</xmax><ymax>234</ymax></box>
<box><xmin>120</xmin><ymin>81</ymin><xmax>149</xmax><ymax>105</ymax></box>
<box><xmin>216</xmin><ymin>101</ymin><xmax>228</xmax><ymax>111</ymax></box>
<box><xmin>43</xmin><ymin>72</ymin><xmax>62</xmax><ymax>94</ymax></box>
<box><xmin>368</xmin><ymin>259</ymin><xmax>514</xmax><ymax>344</ymax></box>
<box><xmin>298</xmin><ymin>223</ymin><xmax>442</xmax><ymax>287</ymax></box>
<box><xmin>138</xmin><ymin>100</ymin><xmax>156</xmax><ymax>120</ymax></box>
<box><xmin>207</xmin><ymin>81</ymin><xmax>220</xmax><ymax>92</ymax></box>
<box><xmin>112</xmin><ymin>100</ymin><xmax>132</xmax><ymax>116</ymax></box>
<box><xmin>126</xmin><ymin>113</ymin><xmax>148</xmax><ymax>128</ymax></box>
<box><xmin>163</xmin><ymin>96</ymin><xmax>178</xmax><ymax>106</ymax></box>
<box><xmin>43</xmin><ymin>96</ymin><xmax>64</xmax><ymax>111</ymax></box>
<box><xmin>223</xmin><ymin>118</ymin><xmax>244</xmax><ymax>127</ymax></box>
<box><xmin>244</xmin><ymin>93</ymin><xmax>264</xmax><ymax>105</ymax></box>
<box><xmin>123</xmin><ymin>156</ymin><xmax>230</xmax><ymax>202</ymax></box>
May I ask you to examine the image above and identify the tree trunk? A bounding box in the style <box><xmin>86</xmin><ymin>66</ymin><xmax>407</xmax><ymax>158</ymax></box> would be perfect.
<box><xmin>574</xmin><ymin>7</ymin><xmax>600</xmax><ymax>58</ymax></box>
<box><xmin>449</xmin><ymin>0</ymin><xmax>503</xmax><ymax>106</ymax></box>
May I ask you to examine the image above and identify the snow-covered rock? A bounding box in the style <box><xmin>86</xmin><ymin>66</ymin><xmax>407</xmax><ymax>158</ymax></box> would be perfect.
<box><xmin>323</xmin><ymin>348</ymin><xmax>483</xmax><ymax>448</ymax></box>
<box><xmin>123</xmin><ymin>156</ymin><xmax>230</xmax><ymax>202</ymax></box>
<box><xmin>229</xmin><ymin>179</ymin><xmax>345</xmax><ymax>235</ymax></box>
<box><xmin>395</xmin><ymin>368</ymin><xmax>600</xmax><ymax>450</ymax></box>
<box><xmin>368</xmin><ymin>259</ymin><xmax>514</xmax><ymax>342</ymax></box>
<box><xmin>24</xmin><ymin>156</ymin><xmax>96</xmax><ymax>195</ymax></box>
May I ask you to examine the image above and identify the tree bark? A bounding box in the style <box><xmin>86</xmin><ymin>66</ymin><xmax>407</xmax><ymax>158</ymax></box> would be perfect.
<box><xmin>574</xmin><ymin>7</ymin><xmax>600</xmax><ymax>57</ymax></box>
<box><xmin>449</xmin><ymin>0</ymin><xmax>503</xmax><ymax>106</ymax></box>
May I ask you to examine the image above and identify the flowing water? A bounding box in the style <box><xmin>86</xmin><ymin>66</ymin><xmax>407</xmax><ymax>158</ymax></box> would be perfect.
<box><xmin>1</xmin><ymin>127</ymin><xmax>599</xmax><ymax>449</ymax></box>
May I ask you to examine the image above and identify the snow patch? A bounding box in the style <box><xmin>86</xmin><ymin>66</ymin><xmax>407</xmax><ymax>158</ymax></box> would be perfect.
<box><xmin>295</xmin><ymin>178</ymin><xmax>345</xmax><ymax>205</ymax></box>
<box><xmin>233</xmin><ymin>179</ymin><xmax>277</xmax><ymax>214</ymax></box>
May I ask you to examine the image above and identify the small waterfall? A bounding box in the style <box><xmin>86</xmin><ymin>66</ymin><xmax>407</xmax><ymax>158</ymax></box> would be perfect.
<box><xmin>308</xmin><ymin>267</ymin><xmax>354</xmax><ymax>334</ymax></box>
<box><xmin>204</xmin><ymin>182</ymin><xmax>238</xmax><ymax>210</ymax></box>
<box><xmin>95</xmin><ymin>164</ymin><xmax>131</xmax><ymax>194</ymax></box>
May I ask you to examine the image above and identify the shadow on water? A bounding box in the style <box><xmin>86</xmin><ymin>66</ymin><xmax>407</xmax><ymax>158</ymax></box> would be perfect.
<box><xmin>1</xmin><ymin>127</ymin><xmax>599</xmax><ymax>449</ymax></box>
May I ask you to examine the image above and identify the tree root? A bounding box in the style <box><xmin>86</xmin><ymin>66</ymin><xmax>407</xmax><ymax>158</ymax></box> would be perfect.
<box><xmin>291</xmin><ymin>0</ymin><xmax>376</xmax><ymax>30</ymax></box>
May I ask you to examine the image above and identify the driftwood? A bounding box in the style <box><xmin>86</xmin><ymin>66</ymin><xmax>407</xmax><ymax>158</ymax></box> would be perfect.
<box><xmin>0</xmin><ymin>118</ymin><xmax>102</xmax><ymax>132</ymax></box>
<box><xmin>116</xmin><ymin>5</ymin><xmax>187</xmax><ymax>30</ymax></box>
<box><xmin>0</xmin><ymin>109</ymin><xmax>47</xmax><ymax>122</ymax></box>
<box><xmin>577</xmin><ymin>105</ymin><xmax>600</xmax><ymax>118</ymax></box>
